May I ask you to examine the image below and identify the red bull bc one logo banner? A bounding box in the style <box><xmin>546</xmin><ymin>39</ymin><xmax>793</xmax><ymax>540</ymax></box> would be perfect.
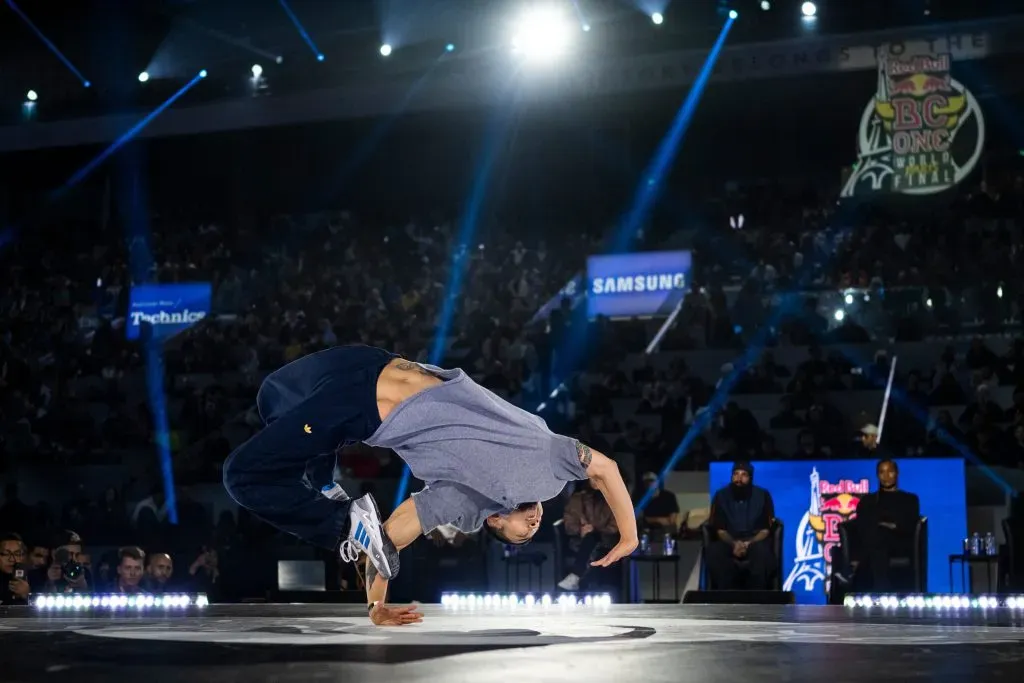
<box><xmin>841</xmin><ymin>51</ymin><xmax>984</xmax><ymax>198</ymax></box>
<box><xmin>783</xmin><ymin>468</ymin><xmax>869</xmax><ymax>594</ymax></box>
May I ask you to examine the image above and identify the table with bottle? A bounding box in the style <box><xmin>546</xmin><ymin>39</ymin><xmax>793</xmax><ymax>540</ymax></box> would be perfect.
<box><xmin>948</xmin><ymin>531</ymin><xmax>1000</xmax><ymax>593</ymax></box>
<box><xmin>624</xmin><ymin>531</ymin><xmax>681</xmax><ymax>603</ymax></box>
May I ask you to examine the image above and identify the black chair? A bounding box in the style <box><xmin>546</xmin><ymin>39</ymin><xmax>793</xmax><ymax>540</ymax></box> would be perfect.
<box><xmin>833</xmin><ymin>516</ymin><xmax>928</xmax><ymax>595</ymax></box>
<box><xmin>501</xmin><ymin>549</ymin><xmax>547</xmax><ymax>593</ymax></box>
<box><xmin>699</xmin><ymin>520</ymin><xmax>784</xmax><ymax>590</ymax></box>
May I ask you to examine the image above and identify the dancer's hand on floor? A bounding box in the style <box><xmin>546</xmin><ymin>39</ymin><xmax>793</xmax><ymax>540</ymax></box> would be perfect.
<box><xmin>370</xmin><ymin>602</ymin><xmax>424</xmax><ymax>626</ymax></box>
<box><xmin>591</xmin><ymin>535</ymin><xmax>639</xmax><ymax>567</ymax></box>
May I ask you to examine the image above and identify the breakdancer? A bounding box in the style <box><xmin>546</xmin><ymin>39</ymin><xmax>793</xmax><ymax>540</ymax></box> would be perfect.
<box><xmin>223</xmin><ymin>345</ymin><xmax>638</xmax><ymax>625</ymax></box>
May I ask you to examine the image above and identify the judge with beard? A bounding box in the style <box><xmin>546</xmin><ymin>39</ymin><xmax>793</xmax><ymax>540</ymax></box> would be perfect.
<box><xmin>706</xmin><ymin>461</ymin><xmax>776</xmax><ymax>590</ymax></box>
<box><xmin>848</xmin><ymin>458</ymin><xmax>920</xmax><ymax>590</ymax></box>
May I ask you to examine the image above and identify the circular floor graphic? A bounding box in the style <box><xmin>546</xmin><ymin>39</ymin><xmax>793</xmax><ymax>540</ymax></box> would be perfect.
<box><xmin>62</xmin><ymin>615</ymin><xmax>1024</xmax><ymax>646</ymax></box>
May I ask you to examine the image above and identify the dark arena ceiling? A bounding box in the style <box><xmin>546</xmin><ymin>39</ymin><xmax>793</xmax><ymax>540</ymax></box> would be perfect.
<box><xmin>1</xmin><ymin>0</ymin><xmax>1022</xmax><ymax>124</ymax></box>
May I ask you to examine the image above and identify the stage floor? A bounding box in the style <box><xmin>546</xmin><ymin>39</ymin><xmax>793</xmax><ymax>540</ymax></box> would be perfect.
<box><xmin>3</xmin><ymin>602</ymin><xmax>1024</xmax><ymax>682</ymax></box>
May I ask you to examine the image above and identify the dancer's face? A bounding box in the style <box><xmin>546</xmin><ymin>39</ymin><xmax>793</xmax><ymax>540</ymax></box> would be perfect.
<box><xmin>490</xmin><ymin>502</ymin><xmax>543</xmax><ymax>544</ymax></box>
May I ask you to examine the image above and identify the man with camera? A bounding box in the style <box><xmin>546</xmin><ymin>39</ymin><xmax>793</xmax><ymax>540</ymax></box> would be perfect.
<box><xmin>28</xmin><ymin>530</ymin><xmax>91</xmax><ymax>594</ymax></box>
<box><xmin>0</xmin><ymin>532</ymin><xmax>31</xmax><ymax>605</ymax></box>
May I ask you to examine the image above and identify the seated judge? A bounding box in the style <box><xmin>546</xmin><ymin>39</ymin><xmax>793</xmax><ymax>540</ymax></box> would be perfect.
<box><xmin>848</xmin><ymin>458</ymin><xmax>921</xmax><ymax>591</ymax></box>
<box><xmin>706</xmin><ymin>461</ymin><xmax>776</xmax><ymax>590</ymax></box>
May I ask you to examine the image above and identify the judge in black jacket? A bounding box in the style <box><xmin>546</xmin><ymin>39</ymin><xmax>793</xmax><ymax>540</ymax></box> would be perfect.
<box><xmin>851</xmin><ymin>458</ymin><xmax>921</xmax><ymax>590</ymax></box>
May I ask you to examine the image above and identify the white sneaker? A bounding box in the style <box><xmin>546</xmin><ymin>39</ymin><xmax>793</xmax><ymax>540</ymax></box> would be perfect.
<box><xmin>557</xmin><ymin>573</ymin><xmax>580</xmax><ymax>590</ymax></box>
<box><xmin>339</xmin><ymin>493</ymin><xmax>399</xmax><ymax>580</ymax></box>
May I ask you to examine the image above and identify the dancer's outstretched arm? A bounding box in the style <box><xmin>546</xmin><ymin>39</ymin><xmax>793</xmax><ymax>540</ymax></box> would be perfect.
<box><xmin>365</xmin><ymin>497</ymin><xmax>424</xmax><ymax>626</ymax></box>
<box><xmin>577</xmin><ymin>443</ymin><xmax>640</xmax><ymax>567</ymax></box>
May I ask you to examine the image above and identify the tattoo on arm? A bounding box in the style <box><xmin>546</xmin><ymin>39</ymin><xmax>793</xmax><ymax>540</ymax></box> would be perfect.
<box><xmin>576</xmin><ymin>441</ymin><xmax>593</xmax><ymax>469</ymax></box>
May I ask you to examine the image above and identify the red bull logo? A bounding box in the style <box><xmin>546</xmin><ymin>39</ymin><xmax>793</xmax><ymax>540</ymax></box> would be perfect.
<box><xmin>785</xmin><ymin>468</ymin><xmax>868</xmax><ymax>594</ymax></box>
<box><xmin>841</xmin><ymin>49</ymin><xmax>984</xmax><ymax>199</ymax></box>
<box><xmin>812</xmin><ymin>487</ymin><xmax>865</xmax><ymax>564</ymax></box>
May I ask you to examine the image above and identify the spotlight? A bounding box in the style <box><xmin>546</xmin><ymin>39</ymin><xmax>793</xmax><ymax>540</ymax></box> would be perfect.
<box><xmin>83</xmin><ymin>80</ymin><xmax>91</xmax><ymax>88</ymax></box>
<box><xmin>801</xmin><ymin>1</ymin><xmax>817</xmax><ymax>16</ymax></box>
<box><xmin>833</xmin><ymin>309</ymin><xmax>845</xmax><ymax>322</ymax></box>
<box><xmin>276</xmin><ymin>55</ymin><xmax>284</xmax><ymax>64</ymax></box>
<box><xmin>138</xmin><ymin>71</ymin><xmax>150</xmax><ymax>83</ymax></box>
<box><xmin>651</xmin><ymin>12</ymin><xmax>664</xmax><ymax>25</ymax></box>
<box><xmin>729</xmin><ymin>9</ymin><xmax>738</xmax><ymax>18</ymax></box>
<box><xmin>582</xmin><ymin>23</ymin><xmax>591</xmax><ymax>32</ymax></box>
<box><xmin>26</xmin><ymin>89</ymin><xmax>38</xmax><ymax>102</ymax></box>
<box><xmin>445</xmin><ymin>43</ymin><xmax>455</xmax><ymax>52</ymax></box>
<box><xmin>760</xmin><ymin>0</ymin><xmax>771</xmax><ymax>8</ymax></box>
<box><xmin>844</xmin><ymin>293</ymin><xmax>854</xmax><ymax>305</ymax></box>
<box><xmin>380</xmin><ymin>43</ymin><xmax>392</xmax><ymax>57</ymax></box>
<box><xmin>511</xmin><ymin>5</ymin><xmax>576</xmax><ymax>64</ymax></box>
<box><xmin>251</xmin><ymin>64</ymin><xmax>263</xmax><ymax>78</ymax></box>
<box><xmin>199</xmin><ymin>69</ymin><xmax>208</xmax><ymax>78</ymax></box>
<box><xmin>316</xmin><ymin>53</ymin><xmax>325</xmax><ymax>62</ymax></box>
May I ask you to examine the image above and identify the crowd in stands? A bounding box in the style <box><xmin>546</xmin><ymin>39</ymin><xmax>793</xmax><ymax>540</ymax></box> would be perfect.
<box><xmin>574</xmin><ymin>335</ymin><xmax>1024</xmax><ymax>477</ymax></box>
<box><xmin>0</xmin><ymin>483</ymin><xmax>226</xmax><ymax>605</ymax></box>
<box><xmin>1</xmin><ymin>149</ymin><xmax>1023</xmax><ymax>604</ymax></box>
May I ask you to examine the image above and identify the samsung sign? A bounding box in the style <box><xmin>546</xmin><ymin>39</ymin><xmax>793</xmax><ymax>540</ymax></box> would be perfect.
<box><xmin>586</xmin><ymin>250</ymin><xmax>692</xmax><ymax>318</ymax></box>
<box><xmin>127</xmin><ymin>283</ymin><xmax>212</xmax><ymax>340</ymax></box>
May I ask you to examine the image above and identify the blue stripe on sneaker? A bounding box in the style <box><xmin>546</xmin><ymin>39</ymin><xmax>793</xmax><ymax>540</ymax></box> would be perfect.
<box><xmin>354</xmin><ymin>522</ymin><xmax>371</xmax><ymax>548</ymax></box>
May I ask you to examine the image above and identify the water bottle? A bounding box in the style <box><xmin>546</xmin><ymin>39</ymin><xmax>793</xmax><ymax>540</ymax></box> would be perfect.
<box><xmin>320</xmin><ymin>483</ymin><xmax>350</xmax><ymax>502</ymax></box>
<box><xmin>970</xmin><ymin>532</ymin><xmax>981</xmax><ymax>556</ymax></box>
<box><xmin>962</xmin><ymin>537</ymin><xmax>970</xmax><ymax>555</ymax></box>
<box><xmin>663</xmin><ymin>533</ymin><xmax>675</xmax><ymax>556</ymax></box>
<box><xmin>985</xmin><ymin>532</ymin><xmax>997</xmax><ymax>556</ymax></box>
<box><xmin>640</xmin><ymin>532</ymin><xmax>650</xmax><ymax>555</ymax></box>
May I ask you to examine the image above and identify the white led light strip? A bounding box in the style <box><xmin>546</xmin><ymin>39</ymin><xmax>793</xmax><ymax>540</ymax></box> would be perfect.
<box><xmin>844</xmin><ymin>594</ymin><xmax>1024</xmax><ymax>610</ymax></box>
<box><xmin>440</xmin><ymin>592</ymin><xmax>613</xmax><ymax>608</ymax></box>
<box><xmin>33</xmin><ymin>593</ymin><xmax>209</xmax><ymax>610</ymax></box>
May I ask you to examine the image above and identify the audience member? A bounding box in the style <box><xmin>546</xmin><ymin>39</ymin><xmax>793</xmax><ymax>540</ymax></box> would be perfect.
<box><xmin>111</xmin><ymin>546</ymin><xmax>147</xmax><ymax>594</ymax></box>
<box><xmin>0</xmin><ymin>532</ymin><xmax>30</xmax><ymax>605</ymax></box>
<box><xmin>144</xmin><ymin>552</ymin><xmax>175</xmax><ymax>593</ymax></box>
<box><xmin>557</xmin><ymin>482</ymin><xmax>618</xmax><ymax>591</ymax></box>
<box><xmin>639</xmin><ymin>472</ymin><xmax>680</xmax><ymax>535</ymax></box>
<box><xmin>29</xmin><ymin>530</ymin><xmax>92</xmax><ymax>594</ymax></box>
<box><xmin>186</xmin><ymin>546</ymin><xmax>221</xmax><ymax>597</ymax></box>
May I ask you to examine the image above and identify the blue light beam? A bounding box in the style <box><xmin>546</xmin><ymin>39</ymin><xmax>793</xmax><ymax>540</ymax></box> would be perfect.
<box><xmin>119</xmin><ymin>148</ymin><xmax>179</xmax><ymax>524</ymax></box>
<box><xmin>428</xmin><ymin>105</ymin><xmax>510</xmax><ymax>364</ymax></box>
<box><xmin>278</xmin><ymin>0</ymin><xmax>324</xmax><ymax>60</ymax></box>
<box><xmin>543</xmin><ymin>15</ymin><xmax>737</xmax><ymax>414</ymax></box>
<box><xmin>5</xmin><ymin>0</ymin><xmax>91</xmax><ymax>87</ymax></box>
<box><xmin>612</xmin><ymin>14</ymin><xmax>736</xmax><ymax>253</ymax></box>
<box><xmin>53</xmin><ymin>70</ymin><xmax>206</xmax><ymax>199</ymax></box>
